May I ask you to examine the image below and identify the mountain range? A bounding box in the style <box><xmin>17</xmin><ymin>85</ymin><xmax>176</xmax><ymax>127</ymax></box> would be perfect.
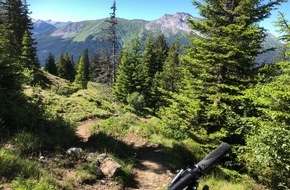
<box><xmin>32</xmin><ymin>12</ymin><xmax>282</xmax><ymax>65</ymax></box>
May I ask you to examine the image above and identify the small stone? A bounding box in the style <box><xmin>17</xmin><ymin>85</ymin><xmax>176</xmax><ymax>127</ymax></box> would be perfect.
<box><xmin>66</xmin><ymin>147</ymin><xmax>83</xmax><ymax>155</ymax></box>
<box><xmin>96</xmin><ymin>153</ymin><xmax>107</xmax><ymax>163</ymax></box>
<box><xmin>100</xmin><ymin>158</ymin><xmax>121</xmax><ymax>178</ymax></box>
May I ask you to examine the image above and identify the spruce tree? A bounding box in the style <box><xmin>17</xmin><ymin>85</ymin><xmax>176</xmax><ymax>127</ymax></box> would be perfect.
<box><xmin>82</xmin><ymin>48</ymin><xmax>90</xmax><ymax>82</ymax></box>
<box><xmin>21</xmin><ymin>29</ymin><xmax>39</xmax><ymax>70</ymax></box>
<box><xmin>56</xmin><ymin>53</ymin><xmax>75</xmax><ymax>82</ymax></box>
<box><xmin>161</xmin><ymin>0</ymin><xmax>286</xmax><ymax>141</ymax></box>
<box><xmin>0</xmin><ymin>18</ymin><xmax>21</xmax><ymax>90</ymax></box>
<box><xmin>143</xmin><ymin>34</ymin><xmax>169</xmax><ymax>110</ymax></box>
<box><xmin>0</xmin><ymin>0</ymin><xmax>37</xmax><ymax>68</ymax></box>
<box><xmin>64</xmin><ymin>53</ymin><xmax>76</xmax><ymax>82</ymax></box>
<box><xmin>0</xmin><ymin>0</ymin><xmax>24</xmax><ymax>57</ymax></box>
<box><xmin>74</xmin><ymin>56</ymin><xmax>88</xmax><ymax>89</ymax></box>
<box><xmin>274</xmin><ymin>12</ymin><xmax>290</xmax><ymax>60</ymax></box>
<box><xmin>156</xmin><ymin>40</ymin><xmax>181</xmax><ymax>93</ymax></box>
<box><xmin>154</xmin><ymin>34</ymin><xmax>169</xmax><ymax>72</ymax></box>
<box><xmin>114</xmin><ymin>35</ymin><xmax>147</xmax><ymax>102</ymax></box>
<box><xmin>90</xmin><ymin>52</ymin><xmax>100</xmax><ymax>81</ymax></box>
<box><xmin>44</xmin><ymin>52</ymin><xmax>57</xmax><ymax>75</ymax></box>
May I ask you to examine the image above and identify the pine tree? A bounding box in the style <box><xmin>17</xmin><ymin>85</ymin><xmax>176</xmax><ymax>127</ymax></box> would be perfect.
<box><xmin>90</xmin><ymin>52</ymin><xmax>101</xmax><ymax>81</ymax></box>
<box><xmin>105</xmin><ymin>0</ymin><xmax>118</xmax><ymax>86</ymax></box>
<box><xmin>114</xmin><ymin>35</ymin><xmax>148</xmax><ymax>102</ymax></box>
<box><xmin>154</xmin><ymin>34</ymin><xmax>169</xmax><ymax>72</ymax></box>
<box><xmin>0</xmin><ymin>0</ymin><xmax>24</xmax><ymax>57</ymax></box>
<box><xmin>274</xmin><ymin>12</ymin><xmax>290</xmax><ymax>60</ymax></box>
<box><xmin>21</xmin><ymin>29</ymin><xmax>39</xmax><ymax>70</ymax></box>
<box><xmin>0</xmin><ymin>0</ymin><xmax>37</xmax><ymax>68</ymax></box>
<box><xmin>161</xmin><ymin>0</ymin><xmax>286</xmax><ymax>141</ymax></box>
<box><xmin>142</xmin><ymin>34</ymin><xmax>169</xmax><ymax>110</ymax></box>
<box><xmin>156</xmin><ymin>40</ymin><xmax>181</xmax><ymax>93</ymax></box>
<box><xmin>82</xmin><ymin>48</ymin><xmax>90</xmax><ymax>82</ymax></box>
<box><xmin>0</xmin><ymin>18</ymin><xmax>21</xmax><ymax>90</ymax></box>
<box><xmin>56</xmin><ymin>53</ymin><xmax>75</xmax><ymax>81</ymax></box>
<box><xmin>44</xmin><ymin>52</ymin><xmax>57</xmax><ymax>75</ymax></box>
<box><xmin>74</xmin><ymin>56</ymin><xmax>88</xmax><ymax>89</ymax></box>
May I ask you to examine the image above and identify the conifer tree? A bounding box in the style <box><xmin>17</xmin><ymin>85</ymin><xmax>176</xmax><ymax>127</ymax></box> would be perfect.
<box><xmin>21</xmin><ymin>29</ymin><xmax>39</xmax><ymax>70</ymax></box>
<box><xmin>0</xmin><ymin>0</ymin><xmax>37</xmax><ymax>68</ymax></box>
<box><xmin>154</xmin><ymin>34</ymin><xmax>169</xmax><ymax>72</ymax></box>
<box><xmin>44</xmin><ymin>52</ymin><xmax>57</xmax><ymax>75</ymax></box>
<box><xmin>0</xmin><ymin>0</ymin><xmax>24</xmax><ymax>57</ymax></box>
<box><xmin>156</xmin><ymin>40</ymin><xmax>181</xmax><ymax>93</ymax></box>
<box><xmin>143</xmin><ymin>34</ymin><xmax>169</xmax><ymax>110</ymax></box>
<box><xmin>105</xmin><ymin>0</ymin><xmax>118</xmax><ymax>86</ymax></box>
<box><xmin>0</xmin><ymin>18</ymin><xmax>21</xmax><ymax>90</ymax></box>
<box><xmin>57</xmin><ymin>53</ymin><xmax>75</xmax><ymax>82</ymax></box>
<box><xmin>161</xmin><ymin>0</ymin><xmax>286</xmax><ymax>141</ymax></box>
<box><xmin>90</xmin><ymin>52</ymin><xmax>101</xmax><ymax>81</ymax></box>
<box><xmin>82</xmin><ymin>48</ymin><xmax>90</xmax><ymax>82</ymax></box>
<box><xmin>114</xmin><ymin>35</ymin><xmax>148</xmax><ymax>102</ymax></box>
<box><xmin>74</xmin><ymin>56</ymin><xmax>88</xmax><ymax>89</ymax></box>
<box><xmin>274</xmin><ymin>12</ymin><xmax>290</xmax><ymax>60</ymax></box>
<box><xmin>64</xmin><ymin>53</ymin><xmax>76</xmax><ymax>82</ymax></box>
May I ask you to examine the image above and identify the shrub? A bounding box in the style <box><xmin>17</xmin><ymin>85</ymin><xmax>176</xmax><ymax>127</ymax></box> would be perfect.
<box><xmin>126</xmin><ymin>92</ymin><xmax>145</xmax><ymax>113</ymax></box>
<box><xmin>242</xmin><ymin>122</ymin><xmax>290</xmax><ymax>189</ymax></box>
<box><xmin>0</xmin><ymin>149</ymin><xmax>41</xmax><ymax>180</ymax></box>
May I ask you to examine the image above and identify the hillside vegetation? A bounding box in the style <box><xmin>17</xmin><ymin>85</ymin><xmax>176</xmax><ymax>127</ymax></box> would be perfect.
<box><xmin>0</xmin><ymin>72</ymin><xmax>268</xmax><ymax>189</ymax></box>
<box><xmin>1</xmin><ymin>0</ymin><xmax>290</xmax><ymax>189</ymax></box>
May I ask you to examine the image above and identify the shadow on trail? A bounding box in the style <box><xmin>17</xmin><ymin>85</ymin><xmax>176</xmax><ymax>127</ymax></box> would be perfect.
<box><xmin>82</xmin><ymin>131</ymin><xmax>198</xmax><ymax>189</ymax></box>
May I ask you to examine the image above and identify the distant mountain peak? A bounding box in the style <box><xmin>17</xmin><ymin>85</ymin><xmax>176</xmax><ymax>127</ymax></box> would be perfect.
<box><xmin>146</xmin><ymin>12</ymin><xmax>194</xmax><ymax>34</ymax></box>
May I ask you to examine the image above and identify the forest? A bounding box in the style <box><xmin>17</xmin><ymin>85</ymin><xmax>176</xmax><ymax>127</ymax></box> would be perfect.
<box><xmin>0</xmin><ymin>0</ymin><xmax>290</xmax><ymax>189</ymax></box>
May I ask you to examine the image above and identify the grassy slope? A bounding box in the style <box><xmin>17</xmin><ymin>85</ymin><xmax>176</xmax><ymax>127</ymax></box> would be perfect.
<box><xmin>0</xmin><ymin>72</ymin><xmax>267</xmax><ymax>190</ymax></box>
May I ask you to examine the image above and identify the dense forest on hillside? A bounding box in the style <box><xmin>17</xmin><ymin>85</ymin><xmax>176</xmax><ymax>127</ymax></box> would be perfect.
<box><xmin>0</xmin><ymin>0</ymin><xmax>290</xmax><ymax>189</ymax></box>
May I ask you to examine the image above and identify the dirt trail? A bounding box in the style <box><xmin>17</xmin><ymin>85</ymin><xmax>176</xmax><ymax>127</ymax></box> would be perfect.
<box><xmin>76</xmin><ymin>119</ymin><xmax>98</xmax><ymax>142</ymax></box>
<box><xmin>76</xmin><ymin>121</ymin><xmax>174</xmax><ymax>190</ymax></box>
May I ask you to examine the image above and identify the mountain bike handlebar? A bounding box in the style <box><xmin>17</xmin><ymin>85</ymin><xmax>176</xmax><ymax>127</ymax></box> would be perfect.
<box><xmin>168</xmin><ymin>142</ymin><xmax>231</xmax><ymax>190</ymax></box>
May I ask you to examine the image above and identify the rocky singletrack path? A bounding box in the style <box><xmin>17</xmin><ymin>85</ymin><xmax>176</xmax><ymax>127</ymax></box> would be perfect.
<box><xmin>75</xmin><ymin>120</ymin><xmax>174</xmax><ymax>190</ymax></box>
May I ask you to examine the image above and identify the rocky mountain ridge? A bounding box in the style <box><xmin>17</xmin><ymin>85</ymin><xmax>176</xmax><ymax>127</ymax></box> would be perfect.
<box><xmin>32</xmin><ymin>12</ymin><xmax>281</xmax><ymax>65</ymax></box>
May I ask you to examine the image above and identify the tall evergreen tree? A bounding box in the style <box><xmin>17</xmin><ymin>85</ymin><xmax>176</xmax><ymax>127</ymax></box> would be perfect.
<box><xmin>74</xmin><ymin>56</ymin><xmax>88</xmax><ymax>89</ymax></box>
<box><xmin>0</xmin><ymin>0</ymin><xmax>37</xmax><ymax>68</ymax></box>
<box><xmin>82</xmin><ymin>48</ymin><xmax>90</xmax><ymax>82</ymax></box>
<box><xmin>161</xmin><ymin>0</ymin><xmax>286</xmax><ymax>141</ymax></box>
<box><xmin>114</xmin><ymin>35</ymin><xmax>148</xmax><ymax>102</ymax></box>
<box><xmin>155</xmin><ymin>40</ymin><xmax>181</xmax><ymax>93</ymax></box>
<box><xmin>90</xmin><ymin>52</ymin><xmax>101</xmax><ymax>81</ymax></box>
<box><xmin>44</xmin><ymin>52</ymin><xmax>57</xmax><ymax>75</ymax></box>
<box><xmin>142</xmin><ymin>34</ymin><xmax>169</xmax><ymax>110</ymax></box>
<box><xmin>56</xmin><ymin>53</ymin><xmax>75</xmax><ymax>82</ymax></box>
<box><xmin>0</xmin><ymin>0</ymin><xmax>23</xmax><ymax>57</ymax></box>
<box><xmin>105</xmin><ymin>0</ymin><xmax>118</xmax><ymax>86</ymax></box>
<box><xmin>154</xmin><ymin>34</ymin><xmax>169</xmax><ymax>72</ymax></box>
<box><xmin>274</xmin><ymin>12</ymin><xmax>290</xmax><ymax>60</ymax></box>
<box><xmin>0</xmin><ymin>17</ymin><xmax>21</xmax><ymax>90</ymax></box>
<box><xmin>21</xmin><ymin>29</ymin><xmax>39</xmax><ymax>70</ymax></box>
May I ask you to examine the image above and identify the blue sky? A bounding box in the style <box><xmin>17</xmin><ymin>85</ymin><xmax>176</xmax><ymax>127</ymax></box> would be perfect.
<box><xmin>27</xmin><ymin>0</ymin><xmax>290</xmax><ymax>36</ymax></box>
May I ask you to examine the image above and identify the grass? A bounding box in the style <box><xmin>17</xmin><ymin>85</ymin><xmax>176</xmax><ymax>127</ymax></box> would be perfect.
<box><xmin>1</xmin><ymin>72</ymin><xmax>269</xmax><ymax>190</ymax></box>
<box><xmin>199</xmin><ymin>174</ymin><xmax>269</xmax><ymax>190</ymax></box>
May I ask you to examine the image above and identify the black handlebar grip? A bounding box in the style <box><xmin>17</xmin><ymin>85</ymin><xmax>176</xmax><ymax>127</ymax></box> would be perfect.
<box><xmin>168</xmin><ymin>168</ymin><xmax>200</xmax><ymax>190</ymax></box>
<box><xmin>196</xmin><ymin>142</ymin><xmax>231</xmax><ymax>174</ymax></box>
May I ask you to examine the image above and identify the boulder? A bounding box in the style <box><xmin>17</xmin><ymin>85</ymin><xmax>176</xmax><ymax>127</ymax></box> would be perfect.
<box><xmin>100</xmin><ymin>158</ymin><xmax>121</xmax><ymax>178</ymax></box>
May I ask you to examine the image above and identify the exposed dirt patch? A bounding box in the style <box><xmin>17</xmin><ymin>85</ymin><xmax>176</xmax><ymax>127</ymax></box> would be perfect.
<box><xmin>76</xmin><ymin>119</ymin><xmax>98</xmax><ymax>142</ymax></box>
<box><xmin>64</xmin><ymin>121</ymin><xmax>174</xmax><ymax>189</ymax></box>
<box><xmin>121</xmin><ymin>132</ymin><xmax>174</xmax><ymax>190</ymax></box>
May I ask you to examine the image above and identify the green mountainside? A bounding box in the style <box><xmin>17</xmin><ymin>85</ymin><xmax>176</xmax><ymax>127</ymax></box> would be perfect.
<box><xmin>33</xmin><ymin>12</ymin><xmax>282</xmax><ymax>66</ymax></box>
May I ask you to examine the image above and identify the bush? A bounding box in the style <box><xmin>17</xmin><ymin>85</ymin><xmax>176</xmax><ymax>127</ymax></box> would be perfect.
<box><xmin>242</xmin><ymin>122</ymin><xmax>290</xmax><ymax>190</ymax></box>
<box><xmin>12</xmin><ymin>132</ymin><xmax>42</xmax><ymax>154</ymax></box>
<box><xmin>77</xmin><ymin>163</ymin><xmax>101</xmax><ymax>184</ymax></box>
<box><xmin>0</xmin><ymin>149</ymin><xmax>41</xmax><ymax>180</ymax></box>
<box><xmin>126</xmin><ymin>92</ymin><xmax>145</xmax><ymax>113</ymax></box>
